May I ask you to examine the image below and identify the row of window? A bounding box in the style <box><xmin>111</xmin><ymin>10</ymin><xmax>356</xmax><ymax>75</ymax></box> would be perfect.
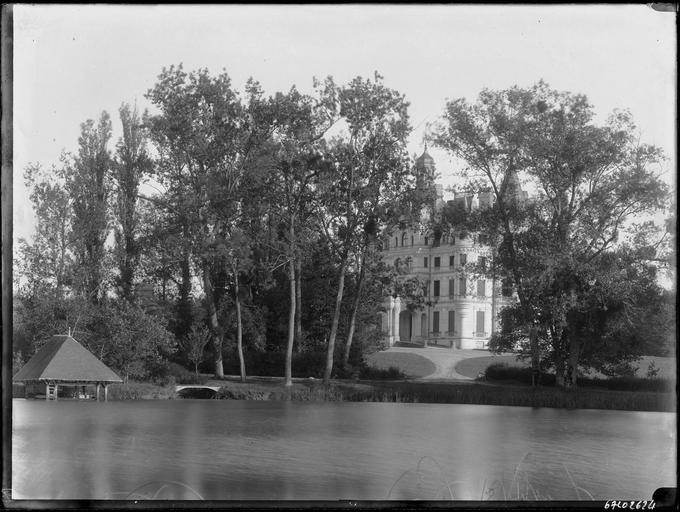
<box><xmin>396</xmin><ymin>254</ymin><xmax>485</xmax><ymax>270</ymax></box>
<box><xmin>424</xmin><ymin>254</ymin><xmax>486</xmax><ymax>268</ymax></box>
<box><xmin>392</xmin><ymin>233</ymin><xmax>458</xmax><ymax>249</ymax></box>
<box><xmin>429</xmin><ymin>310</ymin><xmax>486</xmax><ymax>335</ymax></box>
<box><xmin>388</xmin><ymin>232</ymin><xmax>491</xmax><ymax>250</ymax></box>
<box><xmin>425</xmin><ymin>278</ymin><xmax>487</xmax><ymax>297</ymax></box>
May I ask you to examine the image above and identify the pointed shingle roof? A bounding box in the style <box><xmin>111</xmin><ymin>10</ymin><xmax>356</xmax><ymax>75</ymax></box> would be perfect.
<box><xmin>13</xmin><ymin>335</ymin><xmax>122</xmax><ymax>383</ymax></box>
<box><xmin>415</xmin><ymin>147</ymin><xmax>435</xmax><ymax>170</ymax></box>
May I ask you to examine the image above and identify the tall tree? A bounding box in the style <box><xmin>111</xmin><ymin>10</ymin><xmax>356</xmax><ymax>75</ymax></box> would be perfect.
<box><xmin>112</xmin><ymin>102</ymin><xmax>152</xmax><ymax>300</ymax></box>
<box><xmin>317</xmin><ymin>73</ymin><xmax>414</xmax><ymax>382</ymax></box>
<box><xmin>261</xmin><ymin>82</ymin><xmax>338</xmax><ymax>386</ymax></box>
<box><xmin>430</xmin><ymin>81</ymin><xmax>670</xmax><ymax>387</ymax></box>
<box><xmin>146</xmin><ymin>65</ymin><xmax>271</xmax><ymax>378</ymax></box>
<box><xmin>17</xmin><ymin>163</ymin><xmax>74</xmax><ymax>299</ymax></box>
<box><xmin>66</xmin><ymin>112</ymin><xmax>113</xmax><ymax>304</ymax></box>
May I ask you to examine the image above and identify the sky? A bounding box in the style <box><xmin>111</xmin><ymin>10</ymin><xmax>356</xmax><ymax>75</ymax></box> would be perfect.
<box><xmin>12</xmin><ymin>4</ymin><xmax>677</xmax><ymax>247</ymax></box>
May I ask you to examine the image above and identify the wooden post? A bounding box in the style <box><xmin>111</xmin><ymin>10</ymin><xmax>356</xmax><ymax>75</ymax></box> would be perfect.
<box><xmin>54</xmin><ymin>383</ymin><xmax>58</xmax><ymax>401</ymax></box>
<box><xmin>96</xmin><ymin>383</ymin><xmax>101</xmax><ymax>401</ymax></box>
<box><xmin>104</xmin><ymin>384</ymin><xmax>108</xmax><ymax>402</ymax></box>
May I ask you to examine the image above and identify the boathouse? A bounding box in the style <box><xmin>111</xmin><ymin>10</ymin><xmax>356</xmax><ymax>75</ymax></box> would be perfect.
<box><xmin>13</xmin><ymin>335</ymin><xmax>122</xmax><ymax>401</ymax></box>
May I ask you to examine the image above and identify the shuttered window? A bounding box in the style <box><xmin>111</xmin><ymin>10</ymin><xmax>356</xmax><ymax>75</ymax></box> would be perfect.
<box><xmin>448</xmin><ymin>311</ymin><xmax>455</xmax><ymax>334</ymax></box>
<box><xmin>476</xmin><ymin>311</ymin><xmax>485</xmax><ymax>334</ymax></box>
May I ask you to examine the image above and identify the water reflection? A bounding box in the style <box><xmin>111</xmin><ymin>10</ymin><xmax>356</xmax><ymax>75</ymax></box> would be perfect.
<box><xmin>12</xmin><ymin>400</ymin><xmax>676</xmax><ymax>500</ymax></box>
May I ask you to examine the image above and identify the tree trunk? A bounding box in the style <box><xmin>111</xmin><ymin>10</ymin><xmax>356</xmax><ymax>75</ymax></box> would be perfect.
<box><xmin>295</xmin><ymin>256</ymin><xmax>303</xmax><ymax>347</ymax></box>
<box><xmin>285</xmin><ymin>222</ymin><xmax>296</xmax><ymax>387</ymax></box>
<box><xmin>234</xmin><ymin>267</ymin><xmax>246</xmax><ymax>383</ymax></box>
<box><xmin>565</xmin><ymin>337</ymin><xmax>580</xmax><ymax>389</ymax></box>
<box><xmin>554</xmin><ymin>358</ymin><xmax>566</xmax><ymax>388</ymax></box>
<box><xmin>529</xmin><ymin>326</ymin><xmax>540</xmax><ymax>386</ymax></box>
<box><xmin>202</xmin><ymin>265</ymin><xmax>224</xmax><ymax>378</ymax></box>
<box><xmin>324</xmin><ymin>258</ymin><xmax>348</xmax><ymax>384</ymax></box>
<box><xmin>176</xmin><ymin>229</ymin><xmax>193</xmax><ymax>338</ymax></box>
<box><xmin>343</xmin><ymin>253</ymin><xmax>366</xmax><ymax>368</ymax></box>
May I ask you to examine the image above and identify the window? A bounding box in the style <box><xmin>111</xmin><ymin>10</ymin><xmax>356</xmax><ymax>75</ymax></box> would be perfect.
<box><xmin>434</xmin><ymin>257</ymin><xmax>441</xmax><ymax>268</ymax></box>
<box><xmin>433</xmin><ymin>311</ymin><xmax>440</xmax><ymax>333</ymax></box>
<box><xmin>448</xmin><ymin>279</ymin><xmax>455</xmax><ymax>297</ymax></box>
<box><xmin>449</xmin><ymin>255</ymin><xmax>455</xmax><ymax>267</ymax></box>
<box><xmin>405</xmin><ymin>256</ymin><xmax>413</xmax><ymax>271</ymax></box>
<box><xmin>477</xmin><ymin>280</ymin><xmax>486</xmax><ymax>297</ymax></box>
<box><xmin>476</xmin><ymin>311</ymin><xmax>485</xmax><ymax>335</ymax></box>
<box><xmin>401</xmin><ymin>232</ymin><xmax>407</xmax><ymax>247</ymax></box>
<box><xmin>433</xmin><ymin>280</ymin><xmax>440</xmax><ymax>297</ymax></box>
<box><xmin>459</xmin><ymin>277</ymin><xmax>466</xmax><ymax>296</ymax></box>
<box><xmin>424</xmin><ymin>257</ymin><xmax>428</xmax><ymax>268</ymax></box>
<box><xmin>448</xmin><ymin>311</ymin><xmax>456</xmax><ymax>334</ymax></box>
<box><xmin>395</xmin><ymin>237</ymin><xmax>399</xmax><ymax>247</ymax></box>
<box><xmin>411</xmin><ymin>235</ymin><xmax>414</xmax><ymax>247</ymax></box>
<box><xmin>479</xmin><ymin>256</ymin><xmax>487</xmax><ymax>270</ymax></box>
<box><xmin>460</xmin><ymin>253</ymin><xmax>467</xmax><ymax>265</ymax></box>
<box><xmin>450</xmin><ymin>234</ymin><xmax>455</xmax><ymax>245</ymax></box>
<box><xmin>424</xmin><ymin>236</ymin><xmax>429</xmax><ymax>246</ymax></box>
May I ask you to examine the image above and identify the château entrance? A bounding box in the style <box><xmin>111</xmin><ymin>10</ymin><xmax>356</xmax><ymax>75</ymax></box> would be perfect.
<box><xmin>399</xmin><ymin>311</ymin><xmax>412</xmax><ymax>342</ymax></box>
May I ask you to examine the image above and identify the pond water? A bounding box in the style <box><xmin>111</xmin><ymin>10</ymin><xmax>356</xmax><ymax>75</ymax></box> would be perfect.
<box><xmin>12</xmin><ymin>399</ymin><xmax>676</xmax><ymax>501</ymax></box>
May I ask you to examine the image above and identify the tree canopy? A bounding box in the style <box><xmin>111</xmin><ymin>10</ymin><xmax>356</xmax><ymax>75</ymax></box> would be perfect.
<box><xmin>430</xmin><ymin>81</ymin><xmax>671</xmax><ymax>387</ymax></box>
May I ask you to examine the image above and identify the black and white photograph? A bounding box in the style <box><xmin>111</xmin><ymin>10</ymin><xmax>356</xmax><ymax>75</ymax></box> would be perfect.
<box><xmin>2</xmin><ymin>4</ymin><xmax>676</xmax><ymax>506</ymax></box>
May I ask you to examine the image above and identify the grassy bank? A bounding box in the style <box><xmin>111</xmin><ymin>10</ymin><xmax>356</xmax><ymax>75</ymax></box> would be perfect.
<box><xmin>206</xmin><ymin>376</ymin><xmax>675</xmax><ymax>412</ymax></box>
<box><xmin>103</xmin><ymin>374</ymin><xmax>674</xmax><ymax>412</ymax></box>
<box><xmin>107</xmin><ymin>381</ymin><xmax>177</xmax><ymax>400</ymax></box>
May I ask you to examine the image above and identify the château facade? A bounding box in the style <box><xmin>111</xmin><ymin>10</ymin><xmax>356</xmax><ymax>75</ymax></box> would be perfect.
<box><xmin>379</xmin><ymin>149</ymin><xmax>517</xmax><ymax>350</ymax></box>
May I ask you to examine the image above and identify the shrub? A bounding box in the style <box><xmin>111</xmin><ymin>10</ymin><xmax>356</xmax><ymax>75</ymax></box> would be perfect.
<box><xmin>107</xmin><ymin>381</ymin><xmax>176</xmax><ymax>400</ymax></box>
<box><xmin>485</xmin><ymin>362</ymin><xmax>674</xmax><ymax>392</ymax></box>
<box><xmin>222</xmin><ymin>350</ymin><xmax>327</xmax><ymax>378</ymax></box>
<box><xmin>485</xmin><ymin>362</ymin><xmax>556</xmax><ymax>385</ymax></box>
<box><xmin>359</xmin><ymin>365</ymin><xmax>407</xmax><ymax>380</ymax></box>
<box><xmin>156</xmin><ymin>361</ymin><xmax>207</xmax><ymax>385</ymax></box>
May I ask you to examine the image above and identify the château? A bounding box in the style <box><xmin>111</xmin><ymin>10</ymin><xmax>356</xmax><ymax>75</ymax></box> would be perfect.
<box><xmin>379</xmin><ymin>149</ymin><xmax>523</xmax><ymax>349</ymax></box>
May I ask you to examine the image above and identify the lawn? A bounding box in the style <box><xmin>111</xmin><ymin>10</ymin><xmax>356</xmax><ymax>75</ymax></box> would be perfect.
<box><xmin>365</xmin><ymin>352</ymin><xmax>437</xmax><ymax>378</ymax></box>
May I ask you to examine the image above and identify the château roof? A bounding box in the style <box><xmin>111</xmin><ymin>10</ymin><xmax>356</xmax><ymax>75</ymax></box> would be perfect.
<box><xmin>415</xmin><ymin>147</ymin><xmax>435</xmax><ymax>169</ymax></box>
<box><xmin>13</xmin><ymin>335</ymin><xmax>122</xmax><ymax>383</ymax></box>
